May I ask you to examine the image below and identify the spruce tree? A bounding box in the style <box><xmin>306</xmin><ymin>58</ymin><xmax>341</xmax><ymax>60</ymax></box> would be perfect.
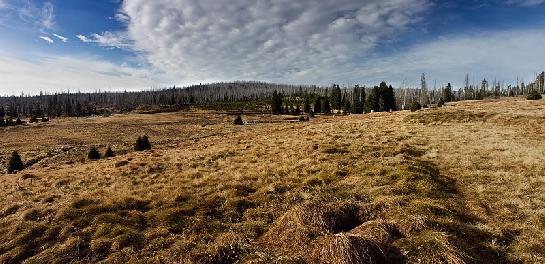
<box><xmin>351</xmin><ymin>86</ymin><xmax>364</xmax><ymax>114</ymax></box>
<box><xmin>7</xmin><ymin>151</ymin><xmax>24</xmax><ymax>174</ymax></box>
<box><xmin>331</xmin><ymin>84</ymin><xmax>342</xmax><ymax>110</ymax></box>
<box><xmin>233</xmin><ymin>115</ymin><xmax>243</xmax><ymax>125</ymax></box>
<box><xmin>141</xmin><ymin>136</ymin><xmax>152</xmax><ymax>150</ymax></box>
<box><xmin>443</xmin><ymin>83</ymin><xmax>453</xmax><ymax>102</ymax></box>
<box><xmin>322</xmin><ymin>99</ymin><xmax>331</xmax><ymax>114</ymax></box>
<box><xmin>88</xmin><ymin>147</ymin><xmax>101</xmax><ymax>160</ymax></box>
<box><xmin>135</xmin><ymin>136</ymin><xmax>152</xmax><ymax>151</ymax></box>
<box><xmin>303</xmin><ymin>96</ymin><xmax>311</xmax><ymax>114</ymax></box>
<box><xmin>314</xmin><ymin>97</ymin><xmax>322</xmax><ymax>113</ymax></box>
<box><xmin>367</xmin><ymin>86</ymin><xmax>380</xmax><ymax>112</ymax></box>
<box><xmin>527</xmin><ymin>90</ymin><xmax>542</xmax><ymax>100</ymax></box>
<box><xmin>271</xmin><ymin>90</ymin><xmax>283</xmax><ymax>115</ymax></box>
<box><xmin>135</xmin><ymin>136</ymin><xmax>143</xmax><ymax>151</ymax></box>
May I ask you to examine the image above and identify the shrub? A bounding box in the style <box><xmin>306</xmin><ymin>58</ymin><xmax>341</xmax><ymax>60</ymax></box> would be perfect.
<box><xmin>410</xmin><ymin>102</ymin><xmax>422</xmax><ymax>112</ymax></box>
<box><xmin>233</xmin><ymin>115</ymin><xmax>243</xmax><ymax>125</ymax></box>
<box><xmin>527</xmin><ymin>90</ymin><xmax>542</xmax><ymax>100</ymax></box>
<box><xmin>15</xmin><ymin>117</ymin><xmax>22</xmax><ymax>125</ymax></box>
<box><xmin>29</xmin><ymin>116</ymin><xmax>38</xmax><ymax>123</ymax></box>
<box><xmin>104</xmin><ymin>146</ymin><xmax>115</xmax><ymax>158</ymax></box>
<box><xmin>7</xmin><ymin>151</ymin><xmax>24</xmax><ymax>174</ymax></box>
<box><xmin>438</xmin><ymin>98</ymin><xmax>445</xmax><ymax>107</ymax></box>
<box><xmin>88</xmin><ymin>147</ymin><xmax>101</xmax><ymax>160</ymax></box>
<box><xmin>6</xmin><ymin>117</ymin><xmax>14</xmax><ymax>126</ymax></box>
<box><xmin>135</xmin><ymin>136</ymin><xmax>152</xmax><ymax>151</ymax></box>
<box><xmin>298</xmin><ymin>116</ymin><xmax>306</xmax><ymax>122</ymax></box>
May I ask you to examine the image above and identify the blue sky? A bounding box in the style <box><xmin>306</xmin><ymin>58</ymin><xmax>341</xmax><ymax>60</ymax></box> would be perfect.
<box><xmin>0</xmin><ymin>0</ymin><xmax>544</xmax><ymax>95</ymax></box>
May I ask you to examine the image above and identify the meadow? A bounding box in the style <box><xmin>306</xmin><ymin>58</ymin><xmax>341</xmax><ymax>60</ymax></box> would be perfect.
<box><xmin>1</xmin><ymin>97</ymin><xmax>545</xmax><ymax>263</ymax></box>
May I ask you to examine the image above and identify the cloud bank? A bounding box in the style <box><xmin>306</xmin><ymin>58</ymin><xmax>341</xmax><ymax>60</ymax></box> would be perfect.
<box><xmin>118</xmin><ymin>0</ymin><xmax>430</xmax><ymax>83</ymax></box>
<box><xmin>0</xmin><ymin>53</ymin><xmax>155</xmax><ymax>95</ymax></box>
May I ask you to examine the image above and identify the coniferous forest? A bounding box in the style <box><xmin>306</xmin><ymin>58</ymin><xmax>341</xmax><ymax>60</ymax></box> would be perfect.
<box><xmin>0</xmin><ymin>71</ymin><xmax>544</xmax><ymax>123</ymax></box>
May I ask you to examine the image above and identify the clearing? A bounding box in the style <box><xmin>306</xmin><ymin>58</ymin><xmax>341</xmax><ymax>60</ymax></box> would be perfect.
<box><xmin>1</xmin><ymin>97</ymin><xmax>545</xmax><ymax>263</ymax></box>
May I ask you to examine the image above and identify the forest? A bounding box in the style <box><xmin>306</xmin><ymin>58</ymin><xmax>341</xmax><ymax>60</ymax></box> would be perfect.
<box><xmin>0</xmin><ymin>72</ymin><xmax>544</xmax><ymax>123</ymax></box>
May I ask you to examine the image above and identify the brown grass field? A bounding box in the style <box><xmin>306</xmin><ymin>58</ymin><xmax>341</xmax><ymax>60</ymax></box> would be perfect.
<box><xmin>1</xmin><ymin>97</ymin><xmax>545</xmax><ymax>263</ymax></box>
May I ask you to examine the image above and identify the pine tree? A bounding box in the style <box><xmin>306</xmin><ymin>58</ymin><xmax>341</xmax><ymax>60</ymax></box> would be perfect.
<box><xmin>0</xmin><ymin>106</ymin><xmax>4</xmax><ymax>118</ymax></box>
<box><xmin>104</xmin><ymin>146</ymin><xmax>115</xmax><ymax>158</ymax></box>
<box><xmin>443</xmin><ymin>83</ymin><xmax>453</xmax><ymax>102</ymax></box>
<box><xmin>271</xmin><ymin>90</ymin><xmax>283</xmax><ymax>115</ymax></box>
<box><xmin>75</xmin><ymin>102</ymin><xmax>83</xmax><ymax>117</ymax></box>
<box><xmin>342</xmin><ymin>96</ymin><xmax>351</xmax><ymax>114</ymax></box>
<box><xmin>135</xmin><ymin>136</ymin><xmax>152</xmax><ymax>151</ymax></box>
<box><xmin>331</xmin><ymin>84</ymin><xmax>342</xmax><ymax>110</ymax></box>
<box><xmin>322</xmin><ymin>98</ymin><xmax>331</xmax><ymax>114</ymax></box>
<box><xmin>314</xmin><ymin>97</ymin><xmax>322</xmax><ymax>113</ymax></box>
<box><xmin>88</xmin><ymin>147</ymin><xmax>101</xmax><ymax>160</ymax></box>
<box><xmin>378</xmin><ymin>82</ymin><xmax>397</xmax><ymax>112</ymax></box>
<box><xmin>135</xmin><ymin>137</ymin><xmax>143</xmax><ymax>151</ymax></box>
<box><xmin>367</xmin><ymin>86</ymin><xmax>380</xmax><ymax>112</ymax></box>
<box><xmin>0</xmin><ymin>118</ymin><xmax>4</xmax><ymax>127</ymax></box>
<box><xmin>7</xmin><ymin>151</ymin><xmax>24</xmax><ymax>174</ymax></box>
<box><xmin>351</xmin><ymin>86</ymin><xmax>363</xmax><ymax>114</ymax></box>
<box><xmin>15</xmin><ymin>117</ymin><xmax>22</xmax><ymax>125</ymax></box>
<box><xmin>233</xmin><ymin>115</ymin><xmax>243</xmax><ymax>125</ymax></box>
<box><xmin>303</xmin><ymin>96</ymin><xmax>311</xmax><ymax>114</ymax></box>
<box><xmin>141</xmin><ymin>136</ymin><xmax>152</xmax><ymax>150</ymax></box>
<box><xmin>421</xmin><ymin>73</ymin><xmax>429</xmax><ymax>105</ymax></box>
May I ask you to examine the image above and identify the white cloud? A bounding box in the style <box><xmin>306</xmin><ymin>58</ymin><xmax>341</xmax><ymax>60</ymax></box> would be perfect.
<box><xmin>53</xmin><ymin>33</ymin><xmax>68</xmax><ymax>42</ymax></box>
<box><xmin>119</xmin><ymin>0</ymin><xmax>430</xmax><ymax>84</ymax></box>
<box><xmin>76</xmin><ymin>31</ymin><xmax>132</xmax><ymax>49</ymax></box>
<box><xmin>0</xmin><ymin>53</ymin><xmax>156</xmax><ymax>94</ymax></box>
<box><xmin>39</xmin><ymin>1</ymin><xmax>55</xmax><ymax>31</ymax></box>
<box><xmin>335</xmin><ymin>29</ymin><xmax>545</xmax><ymax>88</ymax></box>
<box><xmin>76</xmin><ymin>34</ymin><xmax>90</xmax><ymax>42</ymax></box>
<box><xmin>14</xmin><ymin>1</ymin><xmax>56</xmax><ymax>32</ymax></box>
<box><xmin>115</xmin><ymin>12</ymin><xmax>130</xmax><ymax>23</ymax></box>
<box><xmin>39</xmin><ymin>36</ymin><xmax>54</xmax><ymax>43</ymax></box>
<box><xmin>505</xmin><ymin>0</ymin><xmax>545</xmax><ymax>6</ymax></box>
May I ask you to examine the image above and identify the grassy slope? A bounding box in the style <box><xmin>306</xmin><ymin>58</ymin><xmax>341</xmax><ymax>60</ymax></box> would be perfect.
<box><xmin>0</xmin><ymin>97</ymin><xmax>544</xmax><ymax>263</ymax></box>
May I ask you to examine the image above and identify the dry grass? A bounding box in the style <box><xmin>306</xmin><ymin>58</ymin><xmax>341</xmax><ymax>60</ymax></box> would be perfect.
<box><xmin>1</xmin><ymin>97</ymin><xmax>545</xmax><ymax>263</ymax></box>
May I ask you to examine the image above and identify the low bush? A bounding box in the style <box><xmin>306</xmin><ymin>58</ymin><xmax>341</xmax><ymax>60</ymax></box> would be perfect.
<box><xmin>88</xmin><ymin>147</ymin><xmax>101</xmax><ymax>160</ymax></box>
<box><xmin>410</xmin><ymin>102</ymin><xmax>422</xmax><ymax>112</ymax></box>
<box><xmin>233</xmin><ymin>115</ymin><xmax>243</xmax><ymax>125</ymax></box>
<box><xmin>135</xmin><ymin>136</ymin><xmax>152</xmax><ymax>151</ymax></box>
<box><xmin>527</xmin><ymin>90</ymin><xmax>542</xmax><ymax>100</ymax></box>
<box><xmin>104</xmin><ymin>146</ymin><xmax>115</xmax><ymax>158</ymax></box>
<box><xmin>7</xmin><ymin>151</ymin><xmax>24</xmax><ymax>174</ymax></box>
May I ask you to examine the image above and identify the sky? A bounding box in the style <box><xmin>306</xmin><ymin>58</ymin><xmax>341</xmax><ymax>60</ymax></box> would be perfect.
<box><xmin>0</xmin><ymin>0</ymin><xmax>544</xmax><ymax>95</ymax></box>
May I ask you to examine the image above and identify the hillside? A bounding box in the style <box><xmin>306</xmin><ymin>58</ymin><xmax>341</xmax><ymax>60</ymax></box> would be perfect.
<box><xmin>1</xmin><ymin>97</ymin><xmax>545</xmax><ymax>263</ymax></box>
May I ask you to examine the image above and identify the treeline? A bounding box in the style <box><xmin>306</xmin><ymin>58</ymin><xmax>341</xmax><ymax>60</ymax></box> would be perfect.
<box><xmin>396</xmin><ymin>72</ymin><xmax>545</xmax><ymax>110</ymax></box>
<box><xmin>0</xmin><ymin>81</ymin><xmax>327</xmax><ymax>119</ymax></box>
<box><xmin>1</xmin><ymin>72</ymin><xmax>544</xmax><ymax>120</ymax></box>
<box><xmin>271</xmin><ymin>82</ymin><xmax>397</xmax><ymax>115</ymax></box>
